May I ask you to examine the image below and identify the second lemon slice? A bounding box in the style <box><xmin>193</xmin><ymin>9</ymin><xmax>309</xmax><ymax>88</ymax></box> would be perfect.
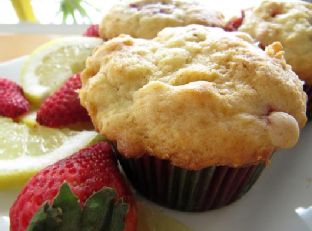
<box><xmin>0</xmin><ymin>117</ymin><xmax>102</xmax><ymax>189</ymax></box>
<box><xmin>21</xmin><ymin>36</ymin><xmax>103</xmax><ymax>105</ymax></box>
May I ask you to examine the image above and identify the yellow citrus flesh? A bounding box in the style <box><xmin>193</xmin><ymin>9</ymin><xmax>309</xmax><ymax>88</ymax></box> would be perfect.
<box><xmin>0</xmin><ymin>117</ymin><xmax>102</xmax><ymax>189</ymax></box>
<box><xmin>21</xmin><ymin>37</ymin><xmax>103</xmax><ymax>105</ymax></box>
<box><xmin>137</xmin><ymin>201</ymin><xmax>192</xmax><ymax>231</ymax></box>
<box><xmin>18</xmin><ymin>111</ymin><xmax>37</xmax><ymax>127</ymax></box>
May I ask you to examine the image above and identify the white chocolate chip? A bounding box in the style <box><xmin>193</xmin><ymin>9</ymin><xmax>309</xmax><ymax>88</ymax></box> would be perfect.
<box><xmin>268</xmin><ymin>112</ymin><xmax>299</xmax><ymax>148</ymax></box>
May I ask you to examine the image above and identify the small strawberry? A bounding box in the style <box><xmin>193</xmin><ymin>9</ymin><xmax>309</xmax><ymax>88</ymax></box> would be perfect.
<box><xmin>224</xmin><ymin>11</ymin><xmax>245</xmax><ymax>31</ymax></box>
<box><xmin>83</xmin><ymin>24</ymin><xmax>100</xmax><ymax>37</ymax></box>
<box><xmin>0</xmin><ymin>77</ymin><xmax>30</xmax><ymax>118</ymax></box>
<box><xmin>36</xmin><ymin>73</ymin><xmax>91</xmax><ymax>127</ymax></box>
<box><xmin>10</xmin><ymin>141</ymin><xmax>137</xmax><ymax>231</ymax></box>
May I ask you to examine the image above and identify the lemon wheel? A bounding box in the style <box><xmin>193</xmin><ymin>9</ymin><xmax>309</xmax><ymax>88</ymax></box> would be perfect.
<box><xmin>0</xmin><ymin>117</ymin><xmax>102</xmax><ymax>188</ymax></box>
<box><xmin>21</xmin><ymin>37</ymin><xmax>103</xmax><ymax>105</ymax></box>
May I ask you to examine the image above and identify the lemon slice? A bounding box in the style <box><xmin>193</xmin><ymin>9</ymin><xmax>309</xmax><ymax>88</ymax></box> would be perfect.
<box><xmin>137</xmin><ymin>201</ymin><xmax>192</xmax><ymax>231</ymax></box>
<box><xmin>0</xmin><ymin>117</ymin><xmax>102</xmax><ymax>189</ymax></box>
<box><xmin>21</xmin><ymin>36</ymin><xmax>103</xmax><ymax>105</ymax></box>
<box><xmin>19</xmin><ymin>111</ymin><xmax>37</xmax><ymax>127</ymax></box>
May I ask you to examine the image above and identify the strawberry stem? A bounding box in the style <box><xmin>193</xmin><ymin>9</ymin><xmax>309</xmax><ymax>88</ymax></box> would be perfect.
<box><xmin>26</xmin><ymin>183</ymin><xmax>128</xmax><ymax>231</ymax></box>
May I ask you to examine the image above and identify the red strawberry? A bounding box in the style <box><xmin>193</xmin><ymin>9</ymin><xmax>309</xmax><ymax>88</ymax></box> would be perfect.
<box><xmin>10</xmin><ymin>141</ymin><xmax>137</xmax><ymax>231</ymax></box>
<box><xmin>83</xmin><ymin>24</ymin><xmax>100</xmax><ymax>37</ymax></box>
<box><xmin>36</xmin><ymin>73</ymin><xmax>91</xmax><ymax>127</ymax></box>
<box><xmin>224</xmin><ymin>11</ymin><xmax>245</xmax><ymax>31</ymax></box>
<box><xmin>0</xmin><ymin>77</ymin><xmax>30</xmax><ymax>118</ymax></box>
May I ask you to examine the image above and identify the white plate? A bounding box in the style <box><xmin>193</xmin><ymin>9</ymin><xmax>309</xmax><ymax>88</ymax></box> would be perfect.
<box><xmin>0</xmin><ymin>57</ymin><xmax>312</xmax><ymax>231</ymax></box>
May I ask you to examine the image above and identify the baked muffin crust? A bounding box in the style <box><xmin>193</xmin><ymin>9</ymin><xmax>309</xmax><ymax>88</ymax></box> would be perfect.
<box><xmin>239</xmin><ymin>0</ymin><xmax>312</xmax><ymax>84</ymax></box>
<box><xmin>99</xmin><ymin>0</ymin><xmax>224</xmax><ymax>39</ymax></box>
<box><xmin>80</xmin><ymin>25</ymin><xmax>307</xmax><ymax>170</ymax></box>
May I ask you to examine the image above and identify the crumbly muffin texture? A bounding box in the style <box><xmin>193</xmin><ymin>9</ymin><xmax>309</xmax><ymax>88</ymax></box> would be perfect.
<box><xmin>99</xmin><ymin>0</ymin><xmax>224</xmax><ymax>39</ymax></box>
<box><xmin>239</xmin><ymin>0</ymin><xmax>312</xmax><ymax>84</ymax></box>
<box><xmin>80</xmin><ymin>25</ymin><xmax>307</xmax><ymax>170</ymax></box>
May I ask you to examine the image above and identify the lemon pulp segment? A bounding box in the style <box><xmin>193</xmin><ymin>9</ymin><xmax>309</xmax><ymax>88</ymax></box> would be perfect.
<box><xmin>0</xmin><ymin>117</ymin><xmax>101</xmax><ymax>188</ymax></box>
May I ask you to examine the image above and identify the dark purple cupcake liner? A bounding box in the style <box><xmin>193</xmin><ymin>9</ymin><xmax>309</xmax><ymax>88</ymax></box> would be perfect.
<box><xmin>118</xmin><ymin>155</ymin><xmax>266</xmax><ymax>212</ymax></box>
<box><xmin>304</xmin><ymin>84</ymin><xmax>312</xmax><ymax>120</ymax></box>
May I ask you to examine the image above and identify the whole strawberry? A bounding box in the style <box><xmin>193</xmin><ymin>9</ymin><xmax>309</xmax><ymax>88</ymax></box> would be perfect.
<box><xmin>10</xmin><ymin>142</ymin><xmax>137</xmax><ymax>231</ymax></box>
<box><xmin>36</xmin><ymin>73</ymin><xmax>91</xmax><ymax>127</ymax></box>
<box><xmin>83</xmin><ymin>24</ymin><xmax>100</xmax><ymax>37</ymax></box>
<box><xmin>0</xmin><ymin>77</ymin><xmax>30</xmax><ymax>118</ymax></box>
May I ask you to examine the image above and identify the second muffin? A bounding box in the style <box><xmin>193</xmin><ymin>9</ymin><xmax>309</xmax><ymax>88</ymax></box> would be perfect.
<box><xmin>80</xmin><ymin>25</ymin><xmax>307</xmax><ymax>211</ymax></box>
<box><xmin>99</xmin><ymin>0</ymin><xmax>225</xmax><ymax>39</ymax></box>
<box><xmin>238</xmin><ymin>0</ymin><xmax>312</xmax><ymax>118</ymax></box>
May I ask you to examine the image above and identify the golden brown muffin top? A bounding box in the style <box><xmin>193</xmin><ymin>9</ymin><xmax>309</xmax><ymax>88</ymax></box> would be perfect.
<box><xmin>80</xmin><ymin>25</ymin><xmax>306</xmax><ymax>170</ymax></box>
<box><xmin>99</xmin><ymin>0</ymin><xmax>225</xmax><ymax>39</ymax></box>
<box><xmin>239</xmin><ymin>0</ymin><xmax>312</xmax><ymax>84</ymax></box>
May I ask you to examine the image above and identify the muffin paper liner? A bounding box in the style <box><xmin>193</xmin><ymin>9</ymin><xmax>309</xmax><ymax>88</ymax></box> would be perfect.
<box><xmin>304</xmin><ymin>84</ymin><xmax>312</xmax><ymax>120</ymax></box>
<box><xmin>118</xmin><ymin>155</ymin><xmax>266</xmax><ymax>212</ymax></box>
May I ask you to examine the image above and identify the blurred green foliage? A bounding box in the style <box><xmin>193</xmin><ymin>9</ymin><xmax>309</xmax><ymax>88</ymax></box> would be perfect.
<box><xmin>60</xmin><ymin>0</ymin><xmax>97</xmax><ymax>23</ymax></box>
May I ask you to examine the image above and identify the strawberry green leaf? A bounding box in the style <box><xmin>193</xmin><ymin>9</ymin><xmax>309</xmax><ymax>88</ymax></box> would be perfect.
<box><xmin>26</xmin><ymin>183</ymin><xmax>81</xmax><ymax>231</ymax></box>
<box><xmin>53</xmin><ymin>183</ymin><xmax>82</xmax><ymax>231</ymax></box>
<box><xmin>81</xmin><ymin>188</ymin><xmax>115</xmax><ymax>231</ymax></box>
<box><xmin>26</xmin><ymin>183</ymin><xmax>128</xmax><ymax>231</ymax></box>
<box><xmin>109</xmin><ymin>200</ymin><xmax>128</xmax><ymax>231</ymax></box>
<box><xmin>26</xmin><ymin>203</ymin><xmax>62</xmax><ymax>231</ymax></box>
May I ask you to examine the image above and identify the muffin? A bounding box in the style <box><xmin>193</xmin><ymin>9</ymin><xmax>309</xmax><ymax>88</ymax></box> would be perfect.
<box><xmin>99</xmin><ymin>0</ymin><xmax>225</xmax><ymax>39</ymax></box>
<box><xmin>238</xmin><ymin>0</ymin><xmax>312</xmax><ymax>118</ymax></box>
<box><xmin>80</xmin><ymin>25</ymin><xmax>307</xmax><ymax>211</ymax></box>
